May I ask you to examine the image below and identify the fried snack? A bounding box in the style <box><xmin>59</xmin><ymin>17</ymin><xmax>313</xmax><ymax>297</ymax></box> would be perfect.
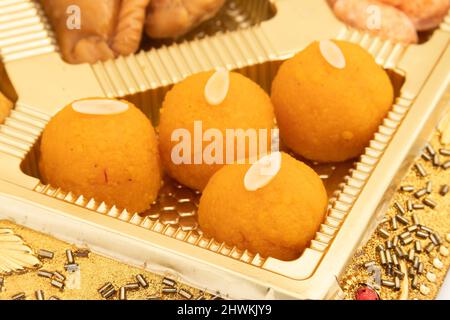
<box><xmin>39</xmin><ymin>98</ymin><xmax>161</xmax><ymax>213</ymax></box>
<box><xmin>145</xmin><ymin>0</ymin><xmax>225</xmax><ymax>38</ymax></box>
<box><xmin>271</xmin><ymin>40</ymin><xmax>394</xmax><ymax>163</ymax></box>
<box><xmin>40</xmin><ymin>0</ymin><xmax>149</xmax><ymax>64</ymax></box>
<box><xmin>198</xmin><ymin>152</ymin><xmax>327</xmax><ymax>261</ymax></box>
<box><xmin>0</xmin><ymin>91</ymin><xmax>13</xmax><ymax>124</ymax></box>
<box><xmin>332</xmin><ymin>0</ymin><xmax>418</xmax><ymax>43</ymax></box>
<box><xmin>158</xmin><ymin>71</ymin><xmax>275</xmax><ymax>191</ymax></box>
<box><xmin>378</xmin><ymin>0</ymin><xmax>450</xmax><ymax>31</ymax></box>
<box><xmin>327</xmin><ymin>0</ymin><xmax>339</xmax><ymax>7</ymax></box>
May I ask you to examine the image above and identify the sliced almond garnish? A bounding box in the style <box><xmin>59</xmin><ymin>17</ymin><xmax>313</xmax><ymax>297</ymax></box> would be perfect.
<box><xmin>319</xmin><ymin>40</ymin><xmax>346</xmax><ymax>69</ymax></box>
<box><xmin>438</xmin><ymin>111</ymin><xmax>450</xmax><ymax>145</ymax></box>
<box><xmin>0</xmin><ymin>228</ymin><xmax>41</xmax><ymax>274</ymax></box>
<box><xmin>244</xmin><ymin>152</ymin><xmax>282</xmax><ymax>191</ymax></box>
<box><xmin>204</xmin><ymin>68</ymin><xmax>230</xmax><ymax>106</ymax></box>
<box><xmin>72</xmin><ymin>99</ymin><xmax>129</xmax><ymax>115</ymax></box>
<box><xmin>399</xmin><ymin>260</ymin><xmax>409</xmax><ymax>300</ymax></box>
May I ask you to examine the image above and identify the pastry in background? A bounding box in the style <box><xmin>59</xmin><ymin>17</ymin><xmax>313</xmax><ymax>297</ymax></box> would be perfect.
<box><xmin>332</xmin><ymin>0</ymin><xmax>418</xmax><ymax>43</ymax></box>
<box><xmin>158</xmin><ymin>70</ymin><xmax>275</xmax><ymax>191</ymax></box>
<box><xmin>327</xmin><ymin>0</ymin><xmax>337</xmax><ymax>6</ymax></box>
<box><xmin>39</xmin><ymin>98</ymin><xmax>161</xmax><ymax>213</ymax></box>
<box><xmin>198</xmin><ymin>152</ymin><xmax>327</xmax><ymax>261</ymax></box>
<box><xmin>145</xmin><ymin>0</ymin><xmax>226</xmax><ymax>38</ymax></box>
<box><xmin>40</xmin><ymin>0</ymin><xmax>149</xmax><ymax>64</ymax></box>
<box><xmin>271</xmin><ymin>40</ymin><xmax>393</xmax><ymax>163</ymax></box>
<box><xmin>0</xmin><ymin>91</ymin><xmax>13</xmax><ymax>124</ymax></box>
<box><xmin>378</xmin><ymin>0</ymin><xmax>450</xmax><ymax>31</ymax></box>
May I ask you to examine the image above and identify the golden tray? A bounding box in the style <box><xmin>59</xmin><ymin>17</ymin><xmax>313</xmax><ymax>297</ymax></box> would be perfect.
<box><xmin>0</xmin><ymin>0</ymin><xmax>449</xmax><ymax>299</ymax></box>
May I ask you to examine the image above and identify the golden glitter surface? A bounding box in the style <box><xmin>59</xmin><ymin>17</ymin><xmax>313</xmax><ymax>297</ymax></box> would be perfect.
<box><xmin>0</xmin><ymin>221</ymin><xmax>211</xmax><ymax>300</ymax></box>
<box><xmin>340</xmin><ymin>110</ymin><xmax>450</xmax><ymax>300</ymax></box>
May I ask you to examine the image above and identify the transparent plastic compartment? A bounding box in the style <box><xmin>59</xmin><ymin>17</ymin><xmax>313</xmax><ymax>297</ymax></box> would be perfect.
<box><xmin>0</xmin><ymin>0</ymin><xmax>449</xmax><ymax>299</ymax></box>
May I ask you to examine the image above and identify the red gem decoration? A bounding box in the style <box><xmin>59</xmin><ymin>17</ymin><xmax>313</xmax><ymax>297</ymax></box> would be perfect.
<box><xmin>355</xmin><ymin>286</ymin><xmax>380</xmax><ymax>300</ymax></box>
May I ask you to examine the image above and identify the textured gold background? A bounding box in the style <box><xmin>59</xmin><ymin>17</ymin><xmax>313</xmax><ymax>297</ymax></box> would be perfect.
<box><xmin>0</xmin><ymin>221</ymin><xmax>210</xmax><ymax>300</ymax></box>
<box><xmin>340</xmin><ymin>129</ymin><xmax>450</xmax><ymax>300</ymax></box>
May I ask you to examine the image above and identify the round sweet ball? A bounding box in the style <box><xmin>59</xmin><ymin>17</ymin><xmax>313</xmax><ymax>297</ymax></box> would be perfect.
<box><xmin>271</xmin><ymin>40</ymin><xmax>394</xmax><ymax>163</ymax></box>
<box><xmin>39</xmin><ymin>98</ymin><xmax>161</xmax><ymax>213</ymax></box>
<box><xmin>198</xmin><ymin>152</ymin><xmax>327</xmax><ymax>261</ymax></box>
<box><xmin>158</xmin><ymin>70</ymin><xmax>275</xmax><ymax>191</ymax></box>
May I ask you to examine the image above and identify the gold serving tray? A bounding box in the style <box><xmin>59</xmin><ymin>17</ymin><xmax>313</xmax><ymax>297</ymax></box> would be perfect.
<box><xmin>0</xmin><ymin>0</ymin><xmax>449</xmax><ymax>299</ymax></box>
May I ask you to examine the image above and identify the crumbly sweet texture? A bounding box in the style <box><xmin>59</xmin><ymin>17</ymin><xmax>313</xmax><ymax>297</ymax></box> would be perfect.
<box><xmin>271</xmin><ymin>40</ymin><xmax>394</xmax><ymax>163</ymax></box>
<box><xmin>0</xmin><ymin>91</ymin><xmax>13</xmax><ymax>124</ymax></box>
<box><xmin>39</xmin><ymin>99</ymin><xmax>161</xmax><ymax>213</ymax></box>
<box><xmin>158</xmin><ymin>71</ymin><xmax>275</xmax><ymax>191</ymax></box>
<box><xmin>198</xmin><ymin>152</ymin><xmax>327</xmax><ymax>261</ymax></box>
